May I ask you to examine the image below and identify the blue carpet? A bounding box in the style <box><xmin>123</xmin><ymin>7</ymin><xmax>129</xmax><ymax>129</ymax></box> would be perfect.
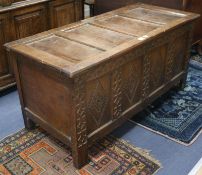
<box><xmin>131</xmin><ymin>62</ymin><xmax>202</xmax><ymax>145</ymax></box>
<box><xmin>113</xmin><ymin>121</ymin><xmax>202</xmax><ymax>175</ymax></box>
<box><xmin>0</xmin><ymin>85</ymin><xmax>202</xmax><ymax>175</ymax></box>
<box><xmin>0</xmin><ymin>90</ymin><xmax>24</xmax><ymax>139</ymax></box>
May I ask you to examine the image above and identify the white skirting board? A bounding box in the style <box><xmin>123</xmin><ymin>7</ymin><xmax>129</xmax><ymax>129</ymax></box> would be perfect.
<box><xmin>188</xmin><ymin>157</ymin><xmax>202</xmax><ymax>175</ymax></box>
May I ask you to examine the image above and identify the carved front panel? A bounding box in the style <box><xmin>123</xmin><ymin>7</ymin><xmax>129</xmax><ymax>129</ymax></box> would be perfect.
<box><xmin>12</xmin><ymin>7</ymin><xmax>47</xmax><ymax>39</ymax></box>
<box><xmin>0</xmin><ymin>16</ymin><xmax>8</xmax><ymax>76</ymax></box>
<box><xmin>121</xmin><ymin>57</ymin><xmax>142</xmax><ymax>111</ymax></box>
<box><xmin>79</xmin><ymin>27</ymin><xmax>192</xmax><ymax>132</ymax></box>
<box><xmin>149</xmin><ymin>44</ymin><xmax>167</xmax><ymax>93</ymax></box>
<box><xmin>85</xmin><ymin>74</ymin><xmax>111</xmax><ymax>134</ymax></box>
<box><xmin>165</xmin><ymin>41</ymin><xmax>175</xmax><ymax>82</ymax></box>
<box><xmin>171</xmin><ymin>33</ymin><xmax>188</xmax><ymax>76</ymax></box>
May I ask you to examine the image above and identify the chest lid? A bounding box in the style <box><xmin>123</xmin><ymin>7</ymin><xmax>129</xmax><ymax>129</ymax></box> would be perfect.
<box><xmin>6</xmin><ymin>3</ymin><xmax>199</xmax><ymax>78</ymax></box>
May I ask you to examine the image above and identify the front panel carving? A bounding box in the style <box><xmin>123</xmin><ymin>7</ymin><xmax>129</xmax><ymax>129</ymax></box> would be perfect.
<box><xmin>184</xmin><ymin>29</ymin><xmax>194</xmax><ymax>71</ymax></box>
<box><xmin>165</xmin><ymin>26</ymin><xmax>192</xmax><ymax>81</ymax></box>
<box><xmin>171</xmin><ymin>33</ymin><xmax>188</xmax><ymax>76</ymax></box>
<box><xmin>78</xmin><ymin>26</ymin><xmax>192</xmax><ymax>130</ymax></box>
<box><xmin>165</xmin><ymin>41</ymin><xmax>175</xmax><ymax>82</ymax></box>
<box><xmin>122</xmin><ymin>58</ymin><xmax>142</xmax><ymax>111</ymax></box>
<box><xmin>149</xmin><ymin>44</ymin><xmax>167</xmax><ymax>92</ymax></box>
<box><xmin>86</xmin><ymin>75</ymin><xmax>111</xmax><ymax>133</ymax></box>
<box><xmin>13</xmin><ymin>8</ymin><xmax>47</xmax><ymax>39</ymax></box>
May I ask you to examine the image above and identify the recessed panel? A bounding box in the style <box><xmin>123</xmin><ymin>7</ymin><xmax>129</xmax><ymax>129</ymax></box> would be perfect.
<box><xmin>172</xmin><ymin>34</ymin><xmax>187</xmax><ymax>76</ymax></box>
<box><xmin>121</xmin><ymin>56</ymin><xmax>143</xmax><ymax>111</ymax></box>
<box><xmin>120</xmin><ymin>7</ymin><xmax>185</xmax><ymax>25</ymax></box>
<box><xmin>93</xmin><ymin>15</ymin><xmax>160</xmax><ymax>37</ymax></box>
<box><xmin>29</xmin><ymin>35</ymin><xmax>103</xmax><ymax>63</ymax></box>
<box><xmin>19</xmin><ymin>59</ymin><xmax>72</xmax><ymax>136</ymax></box>
<box><xmin>63</xmin><ymin>24</ymin><xmax>135</xmax><ymax>50</ymax></box>
<box><xmin>149</xmin><ymin>44</ymin><xmax>167</xmax><ymax>93</ymax></box>
<box><xmin>86</xmin><ymin>74</ymin><xmax>111</xmax><ymax>134</ymax></box>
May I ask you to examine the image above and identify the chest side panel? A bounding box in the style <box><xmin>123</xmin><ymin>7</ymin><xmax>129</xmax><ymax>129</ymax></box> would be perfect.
<box><xmin>17</xmin><ymin>57</ymin><xmax>73</xmax><ymax>137</ymax></box>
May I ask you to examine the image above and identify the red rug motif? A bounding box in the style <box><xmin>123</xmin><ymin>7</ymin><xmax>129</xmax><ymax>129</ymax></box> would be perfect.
<box><xmin>0</xmin><ymin>128</ymin><xmax>161</xmax><ymax>175</ymax></box>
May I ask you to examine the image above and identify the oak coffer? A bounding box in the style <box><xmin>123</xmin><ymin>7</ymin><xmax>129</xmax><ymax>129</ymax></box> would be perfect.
<box><xmin>5</xmin><ymin>3</ymin><xmax>199</xmax><ymax>169</ymax></box>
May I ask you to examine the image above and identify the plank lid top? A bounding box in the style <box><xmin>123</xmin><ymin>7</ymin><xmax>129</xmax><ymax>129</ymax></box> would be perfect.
<box><xmin>5</xmin><ymin>3</ymin><xmax>200</xmax><ymax>78</ymax></box>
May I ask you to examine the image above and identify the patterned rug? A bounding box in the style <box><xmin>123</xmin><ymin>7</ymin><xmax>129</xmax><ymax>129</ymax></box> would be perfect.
<box><xmin>192</xmin><ymin>55</ymin><xmax>202</xmax><ymax>64</ymax></box>
<box><xmin>191</xmin><ymin>49</ymin><xmax>202</xmax><ymax>64</ymax></box>
<box><xmin>0</xmin><ymin>128</ymin><xmax>161</xmax><ymax>175</ymax></box>
<box><xmin>130</xmin><ymin>60</ymin><xmax>202</xmax><ymax>145</ymax></box>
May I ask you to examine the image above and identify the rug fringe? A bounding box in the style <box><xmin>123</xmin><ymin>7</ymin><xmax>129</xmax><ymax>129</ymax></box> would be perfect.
<box><xmin>110</xmin><ymin>135</ymin><xmax>162</xmax><ymax>170</ymax></box>
<box><xmin>128</xmin><ymin>120</ymin><xmax>202</xmax><ymax>146</ymax></box>
<box><xmin>1</xmin><ymin>129</ymin><xmax>162</xmax><ymax>174</ymax></box>
<box><xmin>0</xmin><ymin>127</ymin><xmax>24</xmax><ymax>142</ymax></box>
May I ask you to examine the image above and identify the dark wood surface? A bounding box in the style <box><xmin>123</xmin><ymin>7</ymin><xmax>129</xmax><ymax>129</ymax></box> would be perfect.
<box><xmin>6</xmin><ymin>3</ymin><xmax>199</xmax><ymax>169</ymax></box>
<box><xmin>94</xmin><ymin>0</ymin><xmax>202</xmax><ymax>48</ymax></box>
<box><xmin>0</xmin><ymin>0</ymin><xmax>12</xmax><ymax>6</ymax></box>
<box><xmin>94</xmin><ymin>0</ymin><xmax>183</xmax><ymax>14</ymax></box>
<box><xmin>0</xmin><ymin>0</ymin><xmax>83</xmax><ymax>91</ymax></box>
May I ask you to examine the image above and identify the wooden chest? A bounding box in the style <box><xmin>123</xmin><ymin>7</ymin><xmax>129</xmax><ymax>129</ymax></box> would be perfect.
<box><xmin>0</xmin><ymin>0</ymin><xmax>83</xmax><ymax>91</ymax></box>
<box><xmin>5</xmin><ymin>3</ymin><xmax>199</xmax><ymax>168</ymax></box>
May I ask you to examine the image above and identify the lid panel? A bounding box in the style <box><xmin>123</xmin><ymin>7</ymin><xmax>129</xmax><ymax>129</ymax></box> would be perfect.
<box><xmin>92</xmin><ymin>15</ymin><xmax>161</xmax><ymax>37</ymax></box>
<box><xmin>29</xmin><ymin>35</ymin><xmax>103</xmax><ymax>63</ymax></box>
<box><xmin>62</xmin><ymin>24</ymin><xmax>135</xmax><ymax>50</ymax></box>
<box><xmin>7</xmin><ymin>3</ymin><xmax>199</xmax><ymax>77</ymax></box>
<box><xmin>120</xmin><ymin>7</ymin><xmax>186</xmax><ymax>24</ymax></box>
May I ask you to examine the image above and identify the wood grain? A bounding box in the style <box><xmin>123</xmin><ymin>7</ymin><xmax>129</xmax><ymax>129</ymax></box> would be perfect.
<box><xmin>94</xmin><ymin>0</ymin><xmax>202</xmax><ymax>51</ymax></box>
<box><xmin>6</xmin><ymin>3</ymin><xmax>199</xmax><ymax>169</ymax></box>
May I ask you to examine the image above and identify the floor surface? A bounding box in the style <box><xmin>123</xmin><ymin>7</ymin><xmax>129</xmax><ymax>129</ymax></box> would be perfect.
<box><xmin>0</xmin><ymin>90</ymin><xmax>201</xmax><ymax>175</ymax></box>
